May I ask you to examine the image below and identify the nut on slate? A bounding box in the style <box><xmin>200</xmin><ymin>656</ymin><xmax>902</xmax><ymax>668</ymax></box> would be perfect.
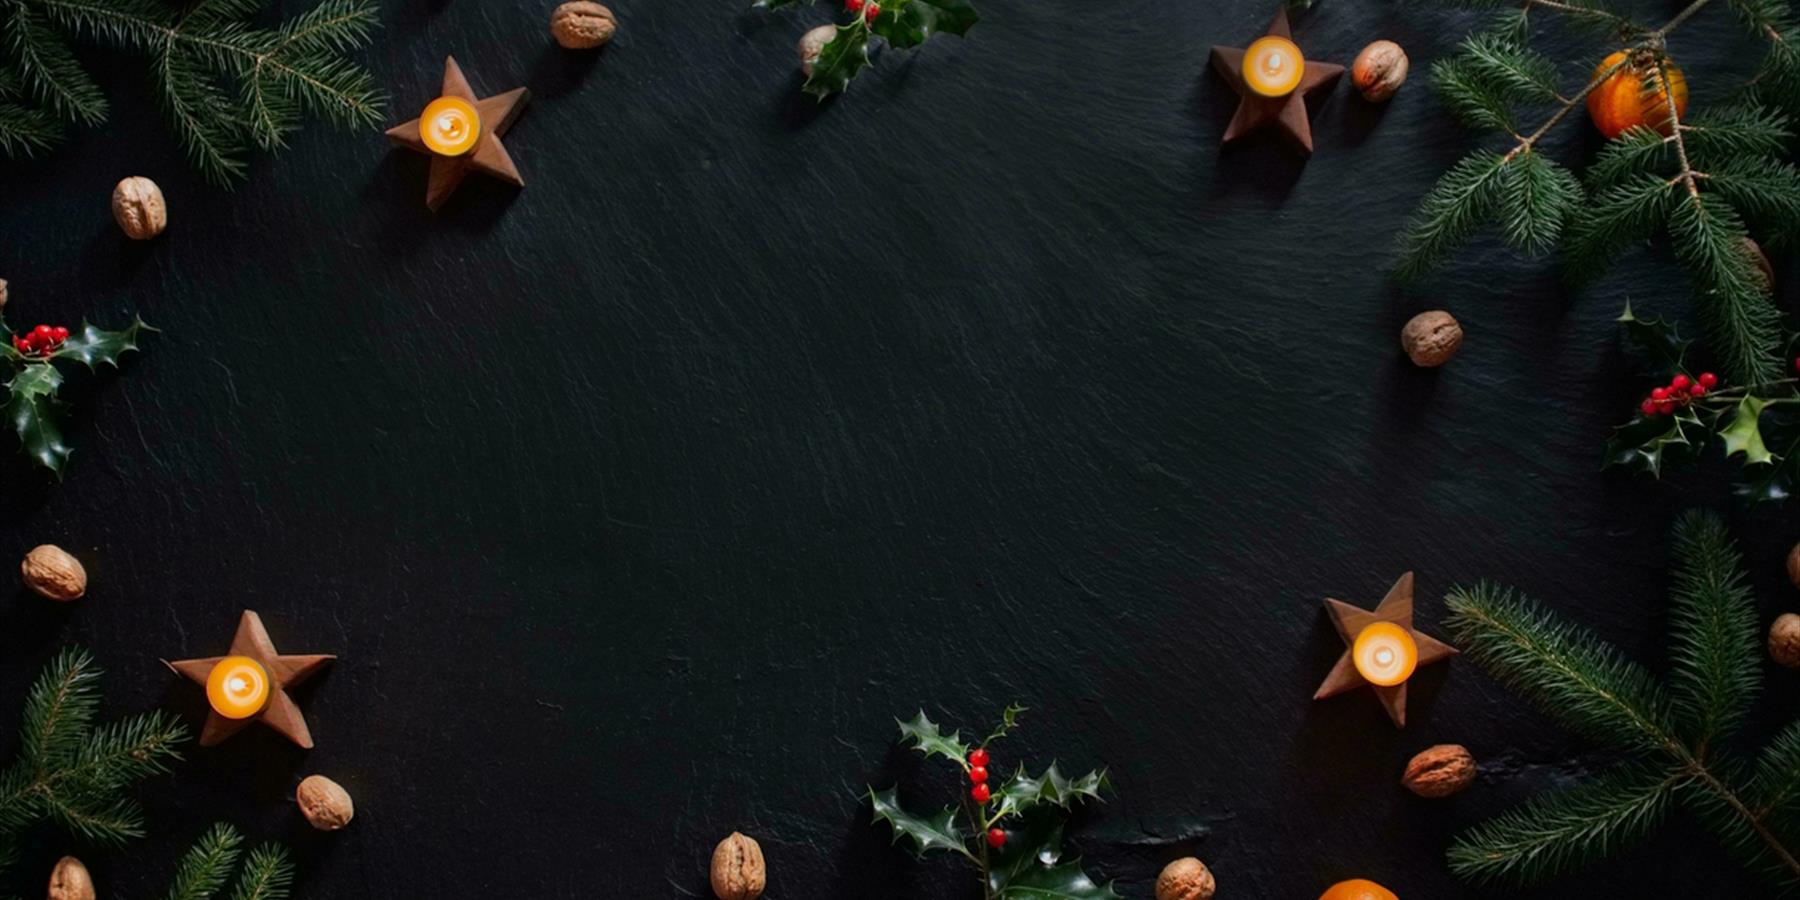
<box><xmin>1401</xmin><ymin>310</ymin><xmax>1463</xmax><ymax>367</ymax></box>
<box><xmin>111</xmin><ymin>176</ymin><xmax>167</xmax><ymax>240</ymax></box>
<box><xmin>1403</xmin><ymin>744</ymin><xmax>1477</xmax><ymax>798</ymax></box>
<box><xmin>1353</xmin><ymin>40</ymin><xmax>1409</xmax><ymax>103</ymax></box>
<box><xmin>1747</xmin><ymin>237</ymin><xmax>1775</xmax><ymax>292</ymax></box>
<box><xmin>798</xmin><ymin>24</ymin><xmax>837</xmax><ymax>77</ymax></box>
<box><xmin>710</xmin><ymin>831</ymin><xmax>766</xmax><ymax>900</ymax></box>
<box><xmin>1155</xmin><ymin>857</ymin><xmax>1216</xmax><ymax>900</ymax></box>
<box><xmin>22</xmin><ymin>544</ymin><xmax>86</xmax><ymax>602</ymax></box>
<box><xmin>0</xmin><ymin>277</ymin><xmax>9</xmax><ymax>308</ymax></box>
<box><xmin>1771</xmin><ymin>614</ymin><xmax>1800</xmax><ymax>668</ymax></box>
<box><xmin>1786</xmin><ymin>542</ymin><xmax>1800</xmax><ymax>590</ymax></box>
<box><xmin>296</xmin><ymin>774</ymin><xmax>355</xmax><ymax>830</ymax></box>
<box><xmin>551</xmin><ymin>1</ymin><xmax>616</xmax><ymax>49</ymax></box>
<box><xmin>47</xmin><ymin>856</ymin><xmax>94</xmax><ymax>900</ymax></box>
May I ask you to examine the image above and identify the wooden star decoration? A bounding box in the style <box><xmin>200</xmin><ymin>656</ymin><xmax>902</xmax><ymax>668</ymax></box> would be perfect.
<box><xmin>385</xmin><ymin>56</ymin><xmax>530</xmax><ymax>212</ymax></box>
<box><xmin>165</xmin><ymin>610</ymin><xmax>335</xmax><ymax>749</ymax></box>
<box><xmin>1312</xmin><ymin>572</ymin><xmax>1457</xmax><ymax>728</ymax></box>
<box><xmin>1208</xmin><ymin>6</ymin><xmax>1344</xmax><ymax>157</ymax></box>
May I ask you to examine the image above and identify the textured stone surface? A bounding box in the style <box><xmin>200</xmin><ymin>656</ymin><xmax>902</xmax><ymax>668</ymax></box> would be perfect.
<box><xmin>0</xmin><ymin>0</ymin><xmax>1791</xmax><ymax>897</ymax></box>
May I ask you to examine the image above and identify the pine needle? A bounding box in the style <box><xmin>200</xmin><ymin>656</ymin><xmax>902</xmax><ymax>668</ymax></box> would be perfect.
<box><xmin>1666</xmin><ymin>510</ymin><xmax>1759</xmax><ymax>749</ymax></box>
<box><xmin>1396</xmin><ymin>151</ymin><xmax>1509</xmax><ymax>281</ymax></box>
<box><xmin>228</xmin><ymin>844</ymin><xmax>293</xmax><ymax>900</ymax></box>
<box><xmin>163</xmin><ymin>824</ymin><xmax>245</xmax><ymax>900</ymax></box>
<box><xmin>1447</xmin><ymin>765</ymin><xmax>1681</xmax><ymax>885</ymax></box>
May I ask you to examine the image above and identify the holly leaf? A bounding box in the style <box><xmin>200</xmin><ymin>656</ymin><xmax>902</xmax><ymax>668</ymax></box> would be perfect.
<box><xmin>1721</xmin><ymin>396</ymin><xmax>1775</xmax><ymax>465</ymax></box>
<box><xmin>995</xmin><ymin>763</ymin><xmax>1108</xmax><ymax>820</ymax></box>
<box><xmin>1740</xmin><ymin>433</ymin><xmax>1800</xmax><ymax>504</ymax></box>
<box><xmin>55</xmin><ymin>317</ymin><xmax>148</xmax><ymax>370</ymax></box>
<box><xmin>1603</xmin><ymin>410</ymin><xmax>1701</xmax><ymax>477</ymax></box>
<box><xmin>896</xmin><ymin>710</ymin><xmax>970</xmax><ymax>764</ymax></box>
<box><xmin>5</xmin><ymin>363</ymin><xmax>69</xmax><ymax>475</ymax></box>
<box><xmin>867</xmin><ymin>786</ymin><xmax>968</xmax><ymax>857</ymax></box>
<box><xmin>802</xmin><ymin>23</ymin><xmax>871</xmax><ymax>99</ymax></box>
<box><xmin>1617</xmin><ymin>302</ymin><xmax>1690</xmax><ymax>377</ymax></box>
<box><xmin>872</xmin><ymin>0</ymin><xmax>978</xmax><ymax>50</ymax></box>
<box><xmin>988</xmin><ymin>813</ymin><xmax>1118</xmax><ymax>899</ymax></box>
<box><xmin>980</xmin><ymin>704</ymin><xmax>1027</xmax><ymax>746</ymax></box>
<box><xmin>750</xmin><ymin>0</ymin><xmax>810</xmax><ymax>7</ymax></box>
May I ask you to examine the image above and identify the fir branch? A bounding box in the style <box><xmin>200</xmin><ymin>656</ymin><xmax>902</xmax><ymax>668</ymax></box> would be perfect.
<box><xmin>163</xmin><ymin>824</ymin><xmax>244</xmax><ymax>900</ymax></box>
<box><xmin>20</xmin><ymin>647</ymin><xmax>102</xmax><ymax>772</ymax></box>
<box><xmin>1461</xmin><ymin>32</ymin><xmax>1562</xmax><ymax>105</ymax></box>
<box><xmin>1585</xmin><ymin>126</ymin><xmax>1671</xmax><ymax>190</ymax></box>
<box><xmin>1754</xmin><ymin>720</ymin><xmax>1800</xmax><ymax>818</ymax></box>
<box><xmin>1433</xmin><ymin>56</ymin><xmax>1523</xmax><ymax>133</ymax></box>
<box><xmin>1684</xmin><ymin>104</ymin><xmax>1792</xmax><ymax>163</ymax></box>
<box><xmin>1396</xmin><ymin>151</ymin><xmax>1509</xmax><ymax>280</ymax></box>
<box><xmin>1</xmin><ymin>0</ymin><xmax>105</xmax><ymax>124</ymax></box>
<box><xmin>1666</xmin><ymin>510</ymin><xmax>1758</xmax><ymax>750</ymax></box>
<box><xmin>228</xmin><ymin>844</ymin><xmax>293</xmax><ymax>900</ymax></box>
<box><xmin>1498</xmin><ymin>149</ymin><xmax>1582</xmax><ymax>255</ymax></box>
<box><xmin>1705</xmin><ymin>156</ymin><xmax>1800</xmax><ymax>249</ymax></box>
<box><xmin>1447</xmin><ymin>765</ymin><xmax>1681</xmax><ymax>885</ymax></box>
<box><xmin>1669</xmin><ymin>193</ymin><xmax>1783</xmax><ymax>385</ymax></box>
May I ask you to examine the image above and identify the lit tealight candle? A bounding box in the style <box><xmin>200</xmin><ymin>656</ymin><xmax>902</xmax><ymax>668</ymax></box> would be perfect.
<box><xmin>205</xmin><ymin>655</ymin><xmax>270</xmax><ymax>720</ymax></box>
<box><xmin>1352</xmin><ymin>622</ymin><xmax>1418</xmax><ymax>687</ymax></box>
<box><xmin>1243</xmin><ymin>35</ymin><xmax>1306</xmax><ymax>98</ymax></box>
<box><xmin>419</xmin><ymin>96</ymin><xmax>482</xmax><ymax>157</ymax></box>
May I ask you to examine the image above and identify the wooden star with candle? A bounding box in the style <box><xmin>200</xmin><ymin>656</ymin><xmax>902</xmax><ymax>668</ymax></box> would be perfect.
<box><xmin>164</xmin><ymin>610</ymin><xmax>335</xmax><ymax>749</ymax></box>
<box><xmin>1312</xmin><ymin>572</ymin><xmax>1456</xmax><ymax>727</ymax></box>
<box><xmin>385</xmin><ymin>56</ymin><xmax>530</xmax><ymax>212</ymax></box>
<box><xmin>1209</xmin><ymin>6</ymin><xmax>1344</xmax><ymax>157</ymax></box>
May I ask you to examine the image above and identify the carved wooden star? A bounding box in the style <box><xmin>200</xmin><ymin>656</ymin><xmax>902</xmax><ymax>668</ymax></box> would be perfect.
<box><xmin>1312</xmin><ymin>572</ymin><xmax>1457</xmax><ymax>728</ymax></box>
<box><xmin>1209</xmin><ymin>6</ymin><xmax>1344</xmax><ymax>157</ymax></box>
<box><xmin>165</xmin><ymin>610</ymin><xmax>335</xmax><ymax>749</ymax></box>
<box><xmin>385</xmin><ymin>56</ymin><xmax>530</xmax><ymax>212</ymax></box>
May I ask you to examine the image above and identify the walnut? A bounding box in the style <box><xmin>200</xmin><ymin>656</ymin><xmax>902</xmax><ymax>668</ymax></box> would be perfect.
<box><xmin>1155</xmin><ymin>857</ymin><xmax>1216</xmax><ymax>900</ymax></box>
<box><xmin>111</xmin><ymin>176</ymin><xmax>167</xmax><ymax>240</ymax></box>
<box><xmin>47</xmin><ymin>857</ymin><xmax>94</xmax><ymax>900</ymax></box>
<box><xmin>551</xmin><ymin>1</ymin><xmax>616</xmax><ymax>50</ymax></box>
<box><xmin>710</xmin><ymin>832</ymin><xmax>766</xmax><ymax>900</ymax></box>
<box><xmin>22</xmin><ymin>545</ymin><xmax>86</xmax><ymax>602</ymax></box>
<box><xmin>296</xmin><ymin>774</ymin><xmax>355</xmax><ymax>830</ymax></box>
<box><xmin>1403</xmin><ymin>744</ymin><xmax>1477</xmax><ymax>798</ymax></box>
<box><xmin>1353</xmin><ymin>40</ymin><xmax>1409</xmax><ymax>103</ymax></box>
<box><xmin>798</xmin><ymin>24</ymin><xmax>837</xmax><ymax>77</ymax></box>
<box><xmin>0</xmin><ymin>278</ymin><xmax>8</xmax><ymax>308</ymax></box>
<box><xmin>1771</xmin><ymin>614</ymin><xmax>1800</xmax><ymax>668</ymax></box>
<box><xmin>1747</xmin><ymin>237</ymin><xmax>1775</xmax><ymax>292</ymax></box>
<box><xmin>1787</xmin><ymin>543</ymin><xmax>1800</xmax><ymax>589</ymax></box>
<box><xmin>1401</xmin><ymin>310</ymin><xmax>1463</xmax><ymax>367</ymax></box>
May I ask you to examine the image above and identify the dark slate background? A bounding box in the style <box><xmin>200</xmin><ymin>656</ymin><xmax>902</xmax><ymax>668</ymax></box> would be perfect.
<box><xmin>1</xmin><ymin>0</ymin><xmax>1797</xmax><ymax>896</ymax></box>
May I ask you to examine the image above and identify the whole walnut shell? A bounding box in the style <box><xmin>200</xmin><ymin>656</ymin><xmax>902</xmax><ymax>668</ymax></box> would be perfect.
<box><xmin>111</xmin><ymin>176</ymin><xmax>167</xmax><ymax>240</ymax></box>
<box><xmin>22</xmin><ymin>544</ymin><xmax>86</xmax><ymax>601</ymax></box>
<box><xmin>1353</xmin><ymin>40</ymin><xmax>1409</xmax><ymax>103</ymax></box>
<box><xmin>798</xmin><ymin>24</ymin><xmax>837</xmax><ymax>77</ymax></box>
<box><xmin>1747</xmin><ymin>237</ymin><xmax>1775</xmax><ymax>292</ymax></box>
<box><xmin>710</xmin><ymin>831</ymin><xmax>766</xmax><ymax>900</ymax></box>
<box><xmin>1155</xmin><ymin>857</ymin><xmax>1216</xmax><ymax>900</ymax></box>
<box><xmin>0</xmin><ymin>278</ymin><xmax>9</xmax><ymax>308</ymax></box>
<box><xmin>1786</xmin><ymin>543</ymin><xmax>1800</xmax><ymax>590</ymax></box>
<box><xmin>1403</xmin><ymin>744</ymin><xmax>1477</xmax><ymax>798</ymax></box>
<box><xmin>1771</xmin><ymin>614</ymin><xmax>1800</xmax><ymax>668</ymax></box>
<box><xmin>551</xmin><ymin>1</ymin><xmax>616</xmax><ymax>50</ymax></box>
<box><xmin>47</xmin><ymin>856</ymin><xmax>94</xmax><ymax>900</ymax></box>
<box><xmin>1401</xmin><ymin>310</ymin><xmax>1463</xmax><ymax>367</ymax></box>
<box><xmin>297</xmin><ymin>774</ymin><xmax>355</xmax><ymax>830</ymax></box>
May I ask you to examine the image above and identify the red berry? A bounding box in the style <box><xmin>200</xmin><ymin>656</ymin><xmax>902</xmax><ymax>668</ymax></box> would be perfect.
<box><xmin>1651</xmin><ymin>387</ymin><xmax>1670</xmax><ymax>401</ymax></box>
<box><xmin>969</xmin><ymin>749</ymin><xmax>989</xmax><ymax>767</ymax></box>
<box><xmin>1689</xmin><ymin>384</ymin><xmax>1707</xmax><ymax>398</ymax></box>
<box><xmin>969</xmin><ymin>766</ymin><xmax>988</xmax><ymax>784</ymax></box>
<box><xmin>1699</xmin><ymin>373</ymin><xmax>1718</xmax><ymax>389</ymax></box>
<box><xmin>864</xmin><ymin>2</ymin><xmax>880</xmax><ymax>21</ymax></box>
<box><xmin>971</xmin><ymin>784</ymin><xmax>991</xmax><ymax>803</ymax></box>
<box><xmin>51</xmin><ymin>327</ymin><xmax>67</xmax><ymax>341</ymax></box>
<box><xmin>1640</xmin><ymin>399</ymin><xmax>1657</xmax><ymax>416</ymax></box>
<box><xmin>987</xmin><ymin>828</ymin><xmax>1006</xmax><ymax>849</ymax></box>
<box><xmin>844</xmin><ymin>0</ymin><xmax>862</xmax><ymax>10</ymax></box>
<box><xmin>1671</xmin><ymin>374</ymin><xmax>1691</xmax><ymax>390</ymax></box>
<box><xmin>32</xmin><ymin>325</ymin><xmax>50</xmax><ymax>338</ymax></box>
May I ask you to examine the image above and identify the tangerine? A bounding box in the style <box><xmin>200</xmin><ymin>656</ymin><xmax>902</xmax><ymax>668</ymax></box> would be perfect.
<box><xmin>1319</xmin><ymin>879</ymin><xmax>1399</xmax><ymax>900</ymax></box>
<box><xmin>1586</xmin><ymin>50</ymin><xmax>1689</xmax><ymax>139</ymax></box>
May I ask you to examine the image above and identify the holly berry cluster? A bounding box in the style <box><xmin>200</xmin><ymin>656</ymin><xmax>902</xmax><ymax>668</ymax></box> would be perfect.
<box><xmin>964</xmin><ymin>747</ymin><xmax>1007</xmax><ymax>848</ymax></box>
<box><xmin>11</xmin><ymin>324</ymin><xmax>69</xmax><ymax>358</ymax></box>
<box><xmin>842</xmin><ymin>0</ymin><xmax>879</xmax><ymax>24</ymax></box>
<box><xmin>1638</xmin><ymin>371</ymin><xmax>1718</xmax><ymax>417</ymax></box>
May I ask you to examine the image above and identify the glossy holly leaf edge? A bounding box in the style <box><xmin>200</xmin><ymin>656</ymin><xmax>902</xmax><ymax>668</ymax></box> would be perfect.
<box><xmin>987</xmin><ymin>812</ymin><xmax>1119</xmax><ymax>900</ymax></box>
<box><xmin>867</xmin><ymin>786</ymin><xmax>969</xmax><ymax>858</ymax></box>
<box><xmin>4</xmin><ymin>363</ymin><xmax>70</xmax><ymax>477</ymax></box>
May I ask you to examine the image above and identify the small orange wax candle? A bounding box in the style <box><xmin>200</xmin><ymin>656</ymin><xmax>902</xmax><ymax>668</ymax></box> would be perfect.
<box><xmin>1243</xmin><ymin>35</ymin><xmax>1306</xmax><ymax>98</ymax></box>
<box><xmin>205</xmin><ymin>656</ymin><xmax>270</xmax><ymax>719</ymax></box>
<box><xmin>419</xmin><ymin>96</ymin><xmax>482</xmax><ymax>156</ymax></box>
<box><xmin>1351</xmin><ymin>622</ymin><xmax>1418</xmax><ymax>687</ymax></box>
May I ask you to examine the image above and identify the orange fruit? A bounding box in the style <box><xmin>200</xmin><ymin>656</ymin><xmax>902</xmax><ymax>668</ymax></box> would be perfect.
<box><xmin>1586</xmin><ymin>50</ymin><xmax>1689</xmax><ymax>140</ymax></box>
<box><xmin>1319</xmin><ymin>879</ymin><xmax>1399</xmax><ymax>900</ymax></box>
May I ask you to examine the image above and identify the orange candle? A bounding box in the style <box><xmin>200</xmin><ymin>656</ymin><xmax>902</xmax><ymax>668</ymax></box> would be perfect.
<box><xmin>419</xmin><ymin>96</ymin><xmax>482</xmax><ymax>156</ymax></box>
<box><xmin>205</xmin><ymin>656</ymin><xmax>270</xmax><ymax>719</ymax></box>
<box><xmin>1351</xmin><ymin>623</ymin><xmax>1417</xmax><ymax>686</ymax></box>
<box><xmin>1243</xmin><ymin>36</ymin><xmax>1306</xmax><ymax>98</ymax></box>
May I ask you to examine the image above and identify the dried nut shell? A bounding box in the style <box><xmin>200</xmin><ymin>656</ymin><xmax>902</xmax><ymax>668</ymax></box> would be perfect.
<box><xmin>1353</xmin><ymin>40</ymin><xmax>1409</xmax><ymax>102</ymax></box>
<box><xmin>551</xmin><ymin>1</ymin><xmax>616</xmax><ymax>49</ymax></box>
<box><xmin>1155</xmin><ymin>857</ymin><xmax>1216</xmax><ymax>900</ymax></box>
<box><xmin>710</xmin><ymin>831</ymin><xmax>766</xmax><ymax>900</ymax></box>
<box><xmin>1747</xmin><ymin>237</ymin><xmax>1775</xmax><ymax>292</ymax></box>
<box><xmin>798</xmin><ymin>24</ymin><xmax>837</xmax><ymax>77</ymax></box>
<box><xmin>22</xmin><ymin>544</ymin><xmax>86</xmax><ymax>601</ymax></box>
<box><xmin>111</xmin><ymin>176</ymin><xmax>167</xmax><ymax>240</ymax></box>
<box><xmin>1403</xmin><ymin>743</ymin><xmax>1477</xmax><ymax>798</ymax></box>
<box><xmin>0</xmin><ymin>278</ymin><xmax>9</xmax><ymax>308</ymax></box>
<box><xmin>1401</xmin><ymin>310</ymin><xmax>1463</xmax><ymax>367</ymax></box>
<box><xmin>1771</xmin><ymin>614</ymin><xmax>1800</xmax><ymax>668</ymax></box>
<box><xmin>297</xmin><ymin>774</ymin><xmax>355</xmax><ymax>830</ymax></box>
<box><xmin>1787</xmin><ymin>543</ymin><xmax>1800</xmax><ymax>589</ymax></box>
<box><xmin>47</xmin><ymin>856</ymin><xmax>94</xmax><ymax>900</ymax></box>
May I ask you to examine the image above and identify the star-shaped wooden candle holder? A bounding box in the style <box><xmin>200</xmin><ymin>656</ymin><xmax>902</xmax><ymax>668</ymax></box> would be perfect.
<box><xmin>1312</xmin><ymin>572</ymin><xmax>1456</xmax><ymax>728</ymax></box>
<box><xmin>386</xmin><ymin>56</ymin><xmax>530</xmax><ymax>212</ymax></box>
<box><xmin>165</xmin><ymin>610</ymin><xmax>335</xmax><ymax>749</ymax></box>
<box><xmin>1209</xmin><ymin>6</ymin><xmax>1343</xmax><ymax>157</ymax></box>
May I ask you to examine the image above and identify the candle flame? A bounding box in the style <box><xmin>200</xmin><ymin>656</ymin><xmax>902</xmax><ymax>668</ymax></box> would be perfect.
<box><xmin>1374</xmin><ymin>648</ymin><xmax>1394</xmax><ymax>666</ymax></box>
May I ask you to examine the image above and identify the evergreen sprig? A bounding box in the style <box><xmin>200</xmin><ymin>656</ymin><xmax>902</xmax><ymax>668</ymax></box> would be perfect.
<box><xmin>0</xmin><ymin>648</ymin><xmax>188</xmax><ymax>886</ymax></box>
<box><xmin>0</xmin><ymin>302</ymin><xmax>150</xmax><ymax>478</ymax></box>
<box><xmin>0</xmin><ymin>0</ymin><xmax>383</xmax><ymax>184</ymax></box>
<box><xmin>163</xmin><ymin>824</ymin><xmax>293</xmax><ymax>900</ymax></box>
<box><xmin>751</xmin><ymin>0</ymin><xmax>978</xmax><ymax>99</ymax></box>
<box><xmin>1444</xmin><ymin>510</ymin><xmax>1800</xmax><ymax>887</ymax></box>
<box><xmin>1398</xmin><ymin>0</ymin><xmax>1800</xmax><ymax>388</ymax></box>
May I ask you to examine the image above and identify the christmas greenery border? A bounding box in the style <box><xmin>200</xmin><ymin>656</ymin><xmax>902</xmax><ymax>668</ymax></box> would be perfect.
<box><xmin>753</xmin><ymin>0</ymin><xmax>978</xmax><ymax>99</ymax></box>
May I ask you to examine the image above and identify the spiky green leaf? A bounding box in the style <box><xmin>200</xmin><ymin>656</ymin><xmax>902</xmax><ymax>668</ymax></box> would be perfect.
<box><xmin>867</xmin><ymin>786</ymin><xmax>968</xmax><ymax>858</ymax></box>
<box><xmin>801</xmin><ymin>22</ymin><xmax>870</xmax><ymax>100</ymax></box>
<box><xmin>994</xmin><ymin>764</ymin><xmax>1108</xmax><ymax>820</ymax></box>
<box><xmin>896</xmin><ymin>710</ymin><xmax>970</xmax><ymax>764</ymax></box>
